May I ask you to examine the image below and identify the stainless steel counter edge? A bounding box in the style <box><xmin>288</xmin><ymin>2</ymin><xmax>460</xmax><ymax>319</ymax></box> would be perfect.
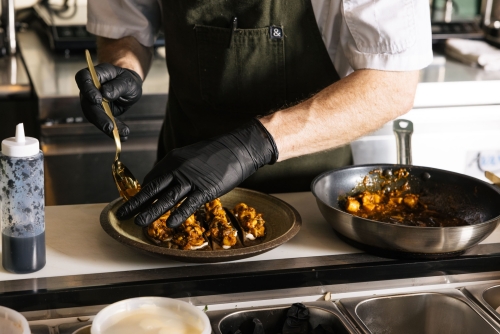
<box><xmin>20</xmin><ymin>272</ymin><xmax>500</xmax><ymax>322</ymax></box>
<box><xmin>0</xmin><ymin>243</ymin><xmax>500</xmax><ymax>313</ymax></box>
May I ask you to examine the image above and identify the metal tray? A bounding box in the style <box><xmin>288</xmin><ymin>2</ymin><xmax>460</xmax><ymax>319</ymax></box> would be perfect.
<box><xmin>339</xmin><ymin>289</ymin><xmax>500</xmax><ymax>334</ymax></box>
<box><xmin>100</xmin><ymin>187</ymin><xmax>301</xmax><ymax>263</ymax></box>
<box><xmin>207</xmin><ymin>301</ymin><xmax>359</xmax><ymax>334</ymax></box>
<box><xmin>463</xmin><ymin>283</ymin><xmax>500</xmax><ymax>324</ymax></box>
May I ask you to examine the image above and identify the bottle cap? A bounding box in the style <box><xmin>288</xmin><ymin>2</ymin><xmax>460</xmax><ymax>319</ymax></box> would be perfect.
<box><xmin>1</xmin><ymin>123</ymin><xmax>40</xmax><ymax>157</ymax></box>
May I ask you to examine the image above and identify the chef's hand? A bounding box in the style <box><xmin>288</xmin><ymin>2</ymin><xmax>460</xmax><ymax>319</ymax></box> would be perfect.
<box><xmin>115</xmin><ymin>119</ymin><xmax>279</xmax><ymax>228</ymax></box>
<box><xmin>75</xmin><ymin>63</ymin><xmax>143</xmax><ymax>141</ymax></box>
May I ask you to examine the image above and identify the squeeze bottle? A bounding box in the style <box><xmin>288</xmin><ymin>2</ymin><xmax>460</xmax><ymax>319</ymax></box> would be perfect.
<box><xmin>0</xmin><ymin>123</ymin><xmax>46</xmax><ymax>273</ymax></box>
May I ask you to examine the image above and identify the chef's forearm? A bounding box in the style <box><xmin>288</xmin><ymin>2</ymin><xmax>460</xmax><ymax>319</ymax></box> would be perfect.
<box><xmin>259</xmin><ymin>69</ymin><xmax>419</xmax><ymax>162</ymax></box>
<box><xmin>96</xmin><ymin>36</ymin><xmax>154</xmax><ymax>80</ymax></box>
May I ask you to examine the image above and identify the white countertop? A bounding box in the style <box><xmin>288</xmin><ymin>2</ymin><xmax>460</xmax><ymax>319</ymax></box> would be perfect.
<box><xmin>415</xmin><ymin>55</ymin><xmax>500</xmax><ymax>108</ymax></box>
<box><xmin>1</xmin><ymin>192</ymin><xmax>500</xmax><ymax>282</ymax></box>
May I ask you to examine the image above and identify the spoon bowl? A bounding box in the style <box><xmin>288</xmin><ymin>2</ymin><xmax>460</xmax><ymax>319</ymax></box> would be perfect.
<box><xmin>112</xmin><ymin>160</ymin><xmax>141</xmax><ymax>200</ymax></box>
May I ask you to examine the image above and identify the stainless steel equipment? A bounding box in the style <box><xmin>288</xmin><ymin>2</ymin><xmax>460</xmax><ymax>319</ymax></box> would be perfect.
<box><xmin>311</xmin><ymin>120</ymin><xmax>500</xmax><ymax>257</ymax></box>
<box><xmin>1</xmin><ymin>0</ymin><xmax>16</xmax><ymax>55</ymax></box>
<box><xmin>430</xmin><ymin>0</ymin><xmax>484</xmax><ymax>41</ymax></box>
<box><xmin>23</xmin><ymin>275</ymin><xmax>500</xmax><ymax>334</ymax></box>
<box><xmin>339</xmin><ymin>289</ymin><xmax>500</xmax><ymax>334</ymax></box>
<box><xmin>0</xmin><ymin>2</ymin><xmax>36</xmax><ymax>146</ymax></box>
<box><xmin>32</xmin><ymin>2</ymin><xmax>96</xmax><ymax>52</ymax></box>
<box><xmin>209</xmin><ymin>302</ymin><xmax>358</xmax><ymax>334</ymax></box>
<box><xmin>482</xmin><ymin>0</ymin><xmax>500</xmax><ymax>45</ymax></box>
<box><xmin>464</xmin><ymin>283</ymin><xmax>500</xmax><ymax>323</ymax></box>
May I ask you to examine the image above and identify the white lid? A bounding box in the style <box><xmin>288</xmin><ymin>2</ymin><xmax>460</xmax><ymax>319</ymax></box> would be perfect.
<box><xmin>1</xmin><ymin>123</ymin><xmax>39</xmax><ymax>157</ymax></box>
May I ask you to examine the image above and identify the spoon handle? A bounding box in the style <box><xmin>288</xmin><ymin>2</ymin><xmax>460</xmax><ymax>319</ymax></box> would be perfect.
<box><xmin>485</xmin><ymin>171</ymin><xmax>500</xmax><ymax>185</ymax></box>
<box><xmin>85</xmin><ymin>49</ymin><xmax>122</xmax><ymax>161</ymax></box>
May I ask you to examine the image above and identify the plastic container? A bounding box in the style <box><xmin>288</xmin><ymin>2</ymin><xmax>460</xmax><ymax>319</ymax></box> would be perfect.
<box><xmin>90</xmin><ymin>297</ymin><xmax>211</xmax><ymax>334</ymax></box>
<box><xmin>72</xmin><ymin>324</ymin><xmax>91</xmax><ymax>334</ymax></box>
<box><xmin>0</xmin><ymin>123</ymin><xmax>46</xmax><ymax>273</ymax></box>
<box><xmin>0</xmin><ymin>305</ymin><xmax>30</xmax><ymax>334</ymax></box>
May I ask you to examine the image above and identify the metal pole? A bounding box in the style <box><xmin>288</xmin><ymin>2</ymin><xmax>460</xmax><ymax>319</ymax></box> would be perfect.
<box><xmin>483</xmin><ymin>0</ymin><xmax>494</xmax><ymax>27</ymax></box>
<box><xmin>6</xmin><ymin>0</ymin><xmax>16</xmax><ymax>54</ymax></box>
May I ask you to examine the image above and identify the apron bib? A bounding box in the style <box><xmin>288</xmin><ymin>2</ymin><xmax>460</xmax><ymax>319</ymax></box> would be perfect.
<box><xmin>159</xmin><ymin>0</ymin><xmax>352</xmax><ymax>193</ymax></box>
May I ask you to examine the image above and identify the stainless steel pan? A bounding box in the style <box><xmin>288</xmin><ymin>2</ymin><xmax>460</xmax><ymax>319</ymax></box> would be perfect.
<box><xmin>311</xmin><ymin>119</ymin><xmax>500</xmax><ymax>257</ymax></box>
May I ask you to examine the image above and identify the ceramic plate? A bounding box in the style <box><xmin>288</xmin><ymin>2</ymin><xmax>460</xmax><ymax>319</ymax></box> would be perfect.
<box><xmin>100</xmin><ymin>188</ymin><xmax>302</xmax><ymax>263</ymax></box>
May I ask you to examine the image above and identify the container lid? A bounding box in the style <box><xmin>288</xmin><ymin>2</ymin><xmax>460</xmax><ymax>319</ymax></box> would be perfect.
<box><xmin>1</xmin><ymin>123</ymin><xmax>39</xmax><ymax>157</ymax></box>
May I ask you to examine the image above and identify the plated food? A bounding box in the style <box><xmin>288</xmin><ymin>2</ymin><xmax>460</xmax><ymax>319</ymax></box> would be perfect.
<box><xmin>145</xmin><ymin>198</ymin><xmax>266</xmax><ymax>251</ymax></box>
<box><xmin>204</xmin><ymin>199</ymin><xmax>239</xmax><ymax>249</ymax></box>
<box><xmin>341</xmin><ymin>168</ymin><xmax>470</xmax><ymax>227</ymax></box>
<box><xmin>101</xmin><ymin>187</ymin><xmax>301</xmax><ymax>262</ymax></box>
<box><xmin>231</xmin><ymin>202</ymin><xmax>266</xmax><ymax>241</ymax></box>
<box><xmin>147</xmin><ymin>209</ymin><xmax>208</xmax><ymax>250</ymax></box>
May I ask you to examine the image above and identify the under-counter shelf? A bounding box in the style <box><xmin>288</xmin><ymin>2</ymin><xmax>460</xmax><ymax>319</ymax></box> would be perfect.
<box><xmin>27</xmin><ymin>279</ymin><xmax>500</xmax><ymax>334</ymax></box>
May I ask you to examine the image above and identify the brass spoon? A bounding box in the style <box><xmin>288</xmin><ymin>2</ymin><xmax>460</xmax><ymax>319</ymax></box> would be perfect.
<box><xmin>485</xmin><ymin>171</ymin><xmax>500</xmax><ymax>186</ymax></box>
<box><xmin>85</xmin><ymin>49</ymin><xmax>141</xmax><ymax>200</ymax></box>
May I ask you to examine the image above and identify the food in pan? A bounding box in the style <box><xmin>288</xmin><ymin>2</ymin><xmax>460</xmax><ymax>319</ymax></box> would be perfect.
<box><xmin>146</xmin><ymin>208</ymin><xmax>208</xmax><ymax>250</ymax></box>
<box><xmin>342</xmin><ymin>168</ymin><xmax>469</xmax><ymax>227</ymax></box>
<box><xmin>231</xmin><ymin>202</ymin><xmax>266</xmax><ymax>240</ymax></box>
<box><xmin>204</xmin><ymin>198</ymin><xmax>239</xmax><ymax>249</ymax></box>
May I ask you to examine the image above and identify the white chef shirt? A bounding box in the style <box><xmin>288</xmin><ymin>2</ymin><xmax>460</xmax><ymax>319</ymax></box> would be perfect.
<box><xmin>87</xmin><ymin>0</ymin><xmax>433</xmax><ymax>78</ymax></box>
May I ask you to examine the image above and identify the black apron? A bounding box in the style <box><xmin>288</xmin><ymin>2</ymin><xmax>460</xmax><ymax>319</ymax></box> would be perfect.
<box><xmin>159</xmin><ymin>0</ymin><xmax>352</xmax><ymax>193</ymax></box>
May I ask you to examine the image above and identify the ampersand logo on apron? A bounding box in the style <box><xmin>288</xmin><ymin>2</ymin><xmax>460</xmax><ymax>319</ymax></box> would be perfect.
<box><xmin>269</xmin><ymin>26</ymin><xmax>283</xmax><ymax>40</ymax></box>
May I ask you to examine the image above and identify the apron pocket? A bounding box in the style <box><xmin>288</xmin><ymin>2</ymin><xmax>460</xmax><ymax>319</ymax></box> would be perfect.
<box><xmin>195</xmin><ymin>25</ymin><xmax>286</xmax><ymax>115</ymax></box>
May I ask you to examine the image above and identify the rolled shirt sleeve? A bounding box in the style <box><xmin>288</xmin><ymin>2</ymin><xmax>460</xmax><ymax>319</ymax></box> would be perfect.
<box><xmin>87</xmin><ymin>0</ymin><xmax>162</xmax><ymax>47</ymax></box>
<box><xmin>314</xmin><ymin>0</ymin><xmax>433</xmax><ymax>78</ymax></box>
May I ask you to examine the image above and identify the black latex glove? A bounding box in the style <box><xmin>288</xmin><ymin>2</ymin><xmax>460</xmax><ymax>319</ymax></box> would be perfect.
<box><xmin>115</xmin><ymin>119</ymin><xmax>279</xmax><ymax>228</ymax></box>
<box><xmin>311</xmin><ymin>324</ymin><xmax>336</xmax><ymax>334</ymax></box>
<box><xmin>234</xmin><ymin>318</ymin><xmax>265</xmax><ymax>334</ymax></box>
<box><xmin>282</xmin><ymin>303</ymin><xmax>310</xmax><ymax>334</ymax></box>
<box><xmin>75</xmin><ymin>63</ymin><xmax>143</xmax><ymax>141</ymax></box>
<box><xmin>252</xmin><ymin>318</ymin><xmax>265</xmax><ymax>334</ymax></box>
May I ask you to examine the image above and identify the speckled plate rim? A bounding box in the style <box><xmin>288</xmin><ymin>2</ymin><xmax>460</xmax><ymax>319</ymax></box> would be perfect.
<box><xmin>100</xmin><ymin>188</ymin><xmax>302</xmax><ymax>263</ymax></box>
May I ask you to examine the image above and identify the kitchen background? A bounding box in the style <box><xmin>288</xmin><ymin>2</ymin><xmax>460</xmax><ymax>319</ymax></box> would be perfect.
<box><xmin>1</xmin><ymin>0</ymin><xmax>500</xmax><ymax>206</ymax></box>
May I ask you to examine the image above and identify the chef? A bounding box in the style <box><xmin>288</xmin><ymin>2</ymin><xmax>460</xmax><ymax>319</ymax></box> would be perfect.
<box><xmin>75</xmin><ymin>0</ymin><xmax>432</xmax><ymax>228</ymax></box>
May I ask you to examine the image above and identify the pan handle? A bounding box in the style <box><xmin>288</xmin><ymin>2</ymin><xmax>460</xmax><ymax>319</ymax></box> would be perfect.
<box><xmin>393</xmin><ymin>119</ymin><xmax>413</xmax><ymax>165</ymax></box>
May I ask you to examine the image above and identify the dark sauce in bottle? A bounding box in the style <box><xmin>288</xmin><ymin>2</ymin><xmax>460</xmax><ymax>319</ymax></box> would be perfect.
<box><xmin>2</xmin><ymin>232</ymin><xmax>46</xmax><ymax>274</ymax></box>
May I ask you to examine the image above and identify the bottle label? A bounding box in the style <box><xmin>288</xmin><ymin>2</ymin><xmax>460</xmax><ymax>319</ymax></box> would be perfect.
<box><xmin>0</xmin><ymin>152</ymin><xmax>45</xmax><ymax>237</ymax></box>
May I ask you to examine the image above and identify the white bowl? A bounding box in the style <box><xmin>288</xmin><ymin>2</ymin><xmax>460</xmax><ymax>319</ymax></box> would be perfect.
<box><xmin>72</xmin><ymin>324</ymin><xmax>91</xmax><ymax>334</ymax></box>
<box><xmin>90</xmin><ymin>297</ymin><xmax>211</xmax><ymax>334</ymax></box>
<box><xmin>0</xmin><ymin>306</ymin><xmax>30</xmax><ymax>334</ymax></box>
